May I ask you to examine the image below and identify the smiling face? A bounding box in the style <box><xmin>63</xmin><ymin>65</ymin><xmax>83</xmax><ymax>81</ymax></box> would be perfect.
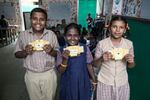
<box><xmin>65</xmin><ymin>28</ymin><xmax>80</xmax><ymax>46</ymax></box>
<box><xmin>31</xmin><ymin>12</ymin><xmax>46</xmax><ymax>33</ymax></box>
<box><xmin>110</xmin><ymin>20</ymin><xmax>126</xmax><ymax>39</ymax></box>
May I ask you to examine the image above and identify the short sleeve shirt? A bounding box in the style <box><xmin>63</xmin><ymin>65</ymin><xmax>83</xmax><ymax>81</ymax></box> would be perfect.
<box><xmin>95</xmin><ymin>37</ymin><xmax>134</xmax><ymax>86</ymax></box>
<box><xmin>15</xmin><ymin>28</ymin><xmax>59</xmax><ymax>72</ymax></box>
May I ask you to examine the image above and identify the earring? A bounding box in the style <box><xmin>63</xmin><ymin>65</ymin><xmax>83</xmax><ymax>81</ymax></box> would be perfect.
<box><xmin>124</xmin><ymin>31</ymin><xmax>126</xmax><ymax>33</ymax></box>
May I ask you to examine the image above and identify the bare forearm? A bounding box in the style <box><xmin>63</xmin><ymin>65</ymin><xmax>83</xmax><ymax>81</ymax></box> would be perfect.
<box><xmin>93</xmin><ymin>57</ymin><xmax>103</xmax><ymax>68</ymax></box>
<box><xmin>127</xmin><ymin>62</ymin><xmax>135</xmax><ymax>68</ymax></box>
<box><xmin>48</xmin><ymin>49</ymin><xmax>57</xmax><ymax>57</ymax></box>
<box><xmin>14</xmin><ymin>50</ymin><xmax>27</xmax><ymax>58</ymax></box>
<box><xmin>87</xmin><ymin>64</ymin><xmax>97</xmax><ymax>82</ymax></box>
<box><xmin>58</xmin><ymin>59</ymin><xmax>68</xmax><ymax>73</ymax></box>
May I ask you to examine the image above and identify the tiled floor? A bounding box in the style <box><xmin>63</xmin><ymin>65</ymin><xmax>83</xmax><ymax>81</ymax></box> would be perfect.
<box><xmin>0</xmin><ymin>41</ymin><xmax>29</xmax><ymax>100</ymax></box>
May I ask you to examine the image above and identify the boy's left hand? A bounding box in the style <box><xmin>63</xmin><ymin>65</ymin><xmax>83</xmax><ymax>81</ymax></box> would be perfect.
<box><xmin>43</xmin><ymin>44</ymin><xmax>53</xmax><ymax>53</ymax></box>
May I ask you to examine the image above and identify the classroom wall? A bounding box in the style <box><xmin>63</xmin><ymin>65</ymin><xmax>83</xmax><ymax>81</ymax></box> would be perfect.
<box><xmin>141</xmin><ymin>0</ymin><xmax>150</xmax><ymax>19</ymax></box>
<box><xmin>0</xmin><ymin>0</ymin><xmax>22</xmax><ymax>31</ymax></box>
<box><xmin>41</xmin><ymin>0</ymin><xmax>77</xmax><ymax>26</ymax></box>
<box><xmin>127</xmin><ymin>18</ymin><xmax>150</xmax><ymax>100</ymax></box>
<box><xmin>78</xmin><ymin>0</ymin><xmax>96</xmax><ymax>28</ymax></box>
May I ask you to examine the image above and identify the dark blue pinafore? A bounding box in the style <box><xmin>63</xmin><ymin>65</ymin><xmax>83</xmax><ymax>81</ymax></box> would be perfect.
<box><xmin>59</xmin><ymin>44</ymin><xmax>91</xmax><ymax>100</ymax></box>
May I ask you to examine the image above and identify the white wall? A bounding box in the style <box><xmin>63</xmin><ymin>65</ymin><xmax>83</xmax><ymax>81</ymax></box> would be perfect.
<box><xmin>47</xmin><ymin>2</ymin><xmax>71</xmax><ymax>26</ymax></box>
<box><xmin>141</xmin><ymin>0</ymin><xmax>150</xmax><ymax>19</ymax></box>
<box><xmin>96</xmin><ymin>0</ymin><xmax>103</xmax><ymax>15</ymax></box>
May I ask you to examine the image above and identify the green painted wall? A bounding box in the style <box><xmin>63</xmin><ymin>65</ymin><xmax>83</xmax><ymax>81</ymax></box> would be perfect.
<box><xmin>127</xmin><ymin>19</ymin><xmax>150</xmax><ymax>100</ymax></box>
<box><xmin>78</xmin><ymin>0</ymin><xmax>96</xmax><ymax>28</ymax></box>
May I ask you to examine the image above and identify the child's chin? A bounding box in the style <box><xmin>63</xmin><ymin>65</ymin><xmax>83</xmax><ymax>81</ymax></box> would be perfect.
<box><xmin>68</xmin><ymin>43</ymin><xmax>78</xmax><ymax>46</ymax></box>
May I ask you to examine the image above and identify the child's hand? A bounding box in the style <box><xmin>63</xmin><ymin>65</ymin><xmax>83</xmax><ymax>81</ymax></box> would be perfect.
<box><xmin>62</xmin><ymin>50</ymin><xmax>70</xmax><ymax>60</ymax></box>
<box><xmin>102</xmin><ymin>51</ymin><xmax>113</xmax><ymax>61</ymax></box>
<box><xmin>92</xmin><ymin>81</ymin><xmax>97</xmax><ymax>91</ymax></box>
<box><xmin>61</xmin><ymin>50</ymin><xmax>70</xmax><ymax>67</ymax></box>
<box><xmin>124</xmin><ymin>54</ymin><xmax>134</xmax><ymax>63</ymax></box>
<box><xmin>25</xmin><ymin>44</ymin><xmax>34</xmax><ymax>55</ymax></box>
<box><xmin>43</xmin><ymin>44</ymin><xmax>52</xmax><ymax>53</ymax></box>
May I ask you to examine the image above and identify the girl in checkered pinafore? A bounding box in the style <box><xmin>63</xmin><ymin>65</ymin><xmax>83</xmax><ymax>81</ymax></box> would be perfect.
<box><xmin>94</xmin><ymin>16</ymin><xmax>135</xmax><ymax>100</ymax></box>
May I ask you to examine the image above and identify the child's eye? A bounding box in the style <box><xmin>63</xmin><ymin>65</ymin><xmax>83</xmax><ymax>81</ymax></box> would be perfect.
<box><xmin>120</xmin><ymin>26</ymin><xmax>125</xmax><ymax>29</ymax></box>
<box><xmin>111</xmin><ymin>25</ymin><xmax>116</xmax><ymax>28</ymax></box>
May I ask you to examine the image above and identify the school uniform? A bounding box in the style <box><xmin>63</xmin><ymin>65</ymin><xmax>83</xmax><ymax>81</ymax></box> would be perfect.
<box><xmin>57</xmin><ymin>43</ymin><xmax>93</xmax><ymax>100</ymax></box>
<box><xmin>95</xmin><ymin>37</ymin><xmax>134</xmax><ymax>100</ymax></box>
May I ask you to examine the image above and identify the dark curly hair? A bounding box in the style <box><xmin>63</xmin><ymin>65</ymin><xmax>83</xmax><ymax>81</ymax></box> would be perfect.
<box><xmin>30</xmin><ymin>7</ymin><xmax>47</xmax><ymax>20</ymax></box>
<box><xmin>64</xmin><ymin>23</ymin><xmax>81</xmax><ymax>36</ymax></box>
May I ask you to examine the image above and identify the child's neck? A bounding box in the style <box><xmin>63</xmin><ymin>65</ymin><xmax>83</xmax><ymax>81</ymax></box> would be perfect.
<box><xmin>33</xmin><ymin>30</ymin><xmax>44</xmax><ymax>38</ymax></box>
<box><xmin>110</xmin><ymin>37</ymin><xmax>122</xmax><ymax>46</ymax></box>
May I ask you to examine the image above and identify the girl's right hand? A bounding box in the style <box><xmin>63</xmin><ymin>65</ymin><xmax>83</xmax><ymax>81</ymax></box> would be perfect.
<box><xmin>62</xmin><ymin>50</ymin><xmax>70</xmax><ymax>60</ymax></box>
<box><xmin>102</xmin><ymin>51</ymin><xmax>113</xmax><ymax>61</ymax></box>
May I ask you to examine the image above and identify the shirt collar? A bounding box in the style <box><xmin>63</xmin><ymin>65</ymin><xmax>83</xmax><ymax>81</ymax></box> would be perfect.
<box><xmin>109</xmin><ymin>37</ymin><xmax>123</xmax><ymax>48</ymax></box>
<box><xmin>28</xmin><ymin>28</ymin><xmax>49</xmax><ymax>35</ymax></box>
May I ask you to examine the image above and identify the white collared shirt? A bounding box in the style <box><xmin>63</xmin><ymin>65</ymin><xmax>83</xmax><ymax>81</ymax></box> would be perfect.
<box><xmin>95</xmin><ymin>37</ymin><xmax>134</xmax><ymax>87</ymax></box>
<box><xmin>15</xmin><ymin>28</ymin><xmax>59</xmax><ymax>72</ymax></box>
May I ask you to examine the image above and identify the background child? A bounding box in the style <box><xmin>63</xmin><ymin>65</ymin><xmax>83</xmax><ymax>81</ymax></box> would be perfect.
<box><xmin>57</xmin><ymin>23</ymin><xmax>97</xmax><ymax>100</ymax></box>
<box><xmin>94</xmin><ymin>16</ymin><xmax>135</xmax><ymax>100</ymax></box>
